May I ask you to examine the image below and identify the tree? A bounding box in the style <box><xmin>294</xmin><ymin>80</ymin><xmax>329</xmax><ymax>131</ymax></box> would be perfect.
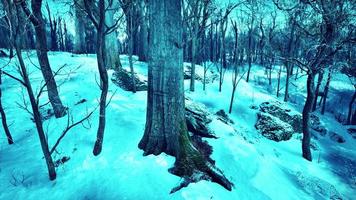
<box><xmin>46</xmin><ymin>2</ymin><xmax>58</xmax><ymax>51</ymax></box>
<box><xmin>78</xmin><ymin>0</ymin><xmax>121</xmax><ymax>155</ymax></box>
<box><xmin>229</xmin><ymin>19</ymin><xmax>245</xmax><ymax>114</ymax></box>
<box><xmin>20</xmin><ymin>0</ymin><xmax>67</xmax><ymax>118</ymax></box>
<box><xmin>138</xmin><ymin>0</ymin><xmax>232</xmax><ymax>192</ymax></box>
<box><xmin>274</xmin><ymin>0</ymin><xmax>355</xmax><ymax>161</ymax></box>
<box><xmin>3</xmin><ymin>0</ymin><xmax>56</xmax><ymax>180</ymax></box>
<box><xmin>341</xmin><ymin>55</ymin><xmax>356</xmax><ymax>124</ymax></box>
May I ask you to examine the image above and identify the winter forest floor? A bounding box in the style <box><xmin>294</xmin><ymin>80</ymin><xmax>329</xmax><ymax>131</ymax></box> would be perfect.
<box><xmin>0</xmin><ymin>51</ymin><xmax>355</xmax><ymax>200</ymax></box>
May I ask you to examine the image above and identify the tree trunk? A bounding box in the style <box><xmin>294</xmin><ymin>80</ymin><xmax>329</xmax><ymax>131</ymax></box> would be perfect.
<box><xmin>16</xmin><ymin>46</ymin><xmax>56</xmax><ymax>180</ymax></box>
<box><xmin>347</xmin><ymin>87</ymin><xmax>356</xmax><ymax>124</ymax></box>
<box><xmin>321</xmin><ymin>71</ymin><xmax>331</xmax><ymax>115</ymax></box>
<box><xmin>93</xmin><ymin>0</ymin><xmax>109</xmax><ymax>156</ymax></box>
<box><xmin>29</xmin><ymin>0</ymin><xmax>67</xmax><ymax>118</ymax></box>
<box><xmin>284</xmin><ymin>63</ymin><xmax>290</xmax><ymax>102</ymax></box>
<box><xmin>0</xmin><ymin>70</ymin><xmax>13</xmax><ymax>144</ymax></box>
<box><xmin>312</xmin><ymin>72</ymin><xmax>324</xmax><ymax>111</ymax></box>
<box><xmin>137</xmin><ymin>0</ymin><xmax>148</xmax><ymax>61</ymax></box>
<box><xmin>74</xmin><ymin>0</ymin><xmax>86</xmax><ymax>53</ymax></box>
<box><xmin>277</xmin><ymin>65</ymin><xmax>282</xmax><ymax>97</ymax></box>
<box><xmin>139</xmin><ymin>0</ymin><xmax>188</xmax><ymax>156</ymax></box>
<box><xmin>229</xmin><ymin>85</ymin><xmax>236</xmax><ymax>114</ymax></box>
<box><xmin>302</xmin><ymin>72</ymin><xmax>315</xmax><ymax>161</ymax></box>
<box><xmin>105</xmin><ymin>0</ymin><xmax>122</xmax><ymax>69</ymax></box>
<box><xmin>190</xmin><ymin>35</ymin><xmax>196</xmax><ymax>92</ymax></box>
<box><xmin>128</xmin><ymin>36</ymin><xmax>136</xmax><ymax>93</ymax></box>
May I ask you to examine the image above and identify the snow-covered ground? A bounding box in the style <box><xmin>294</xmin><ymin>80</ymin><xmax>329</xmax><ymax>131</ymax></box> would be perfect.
<box><xmin>0</xmin><ymin>51</ymin><xmax>355</xmax><ymax>200</ymax></box>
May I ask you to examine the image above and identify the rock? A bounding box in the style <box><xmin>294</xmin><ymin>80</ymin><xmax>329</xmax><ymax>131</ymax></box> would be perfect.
<box><xmin>329</xmin><ymin>132</ymin><xmax>345</xmax><ymax>143</ymax></box>
<box><xmin>347</xmin><ymin>127</ymin><xmax>356</xmax><ymax>139</ymax></box>
<box><xmin>216</xmin><ymin>109</ymin><xmax>234</xmax><ymax>124</ymax></box>
<box><xmin>111</xmin><ymin>68</ymin><xmax>147</xmax><ymax>91</ymax></box>
<box><xmin>259</xmin><ymin>101</ymin><xmax>302</xmax><ymax>133</ymax></box>
<box><xmin>185</xmin><ymin>99</ymin><xmax>216</xmax><ymax>138</ymax></box>
<box><xmin>255</xmin><ymin>112</ymin><xmax>294</xmax><ymax>141</ymax></box>
<box><xmin>259</xmin><ymin>101</ymin><xmax>328</xmax><ymax>136</ymax></box>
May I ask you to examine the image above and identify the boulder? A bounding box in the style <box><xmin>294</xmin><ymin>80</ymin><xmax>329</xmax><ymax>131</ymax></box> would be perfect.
<box><xmin>259</xmin><ymin>101</ymin><xmax>328</xmax><ymax>136</ymax></box>
<box><xmin>216</xmin><ymin>109</ymin><xmax>234</xmax><ymax>125</ymax></box>
<box><xmin>259</xmin><ymin>101</ymin><xmax>302</xmax><ymax>133</ymax></box>
<box><xmin>255</xmin><ymin>112</ymin><xmax>294</xmax><ymax>141</ymax></box>
<box><xmin>111</xmin><ymin>68</ymin><xmax>147</xmax><ymax>91</ymax></box>
<box><xmin>185</xmin><ymin>99</ymin><xmax>216</xmax><ymax>138</ymax></box>
<box><xmin>328</xmin><ymin>132</ymin><xmax>345</xmax><ymax>143</ymax></box>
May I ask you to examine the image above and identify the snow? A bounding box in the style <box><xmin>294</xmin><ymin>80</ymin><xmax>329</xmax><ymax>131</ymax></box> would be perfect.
<box><xmin>0</xmin><ymin>51</ymin><xmax>355</xmax><ymax>200</ymax></box>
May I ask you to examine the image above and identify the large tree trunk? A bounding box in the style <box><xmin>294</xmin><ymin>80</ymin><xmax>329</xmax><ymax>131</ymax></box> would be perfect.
<box><xmin>138</xmin><ymin>0</ymin><xmax>187</xmax><ymax>156</ymax></box>
<box><xmin>105</xmin><ymin>0</ymin><xmax>122</xmax><ymax>69</ymax></box>
<box><xmin>302</xmin><ymin>72</ymin><xmax>315</xmax><ymax>161</ymax></box>
<box><xmin>93</xmin><ymin>0</ymin><xmax>109</xmax><ymax>156</ymax></box>
<box><xmin>0</xmin><ymin>70</ymin><xmax>13</xmax><ymax>144</ymax></box>
<box><xmin>74</xmin><ymin>0</ymin><xmax>86</xmax><ymax>53</ymax></box>
<box><xmin>29</xmin><ymin>0</ymin><xmax>67</xmax><ymax>118</ymax></box>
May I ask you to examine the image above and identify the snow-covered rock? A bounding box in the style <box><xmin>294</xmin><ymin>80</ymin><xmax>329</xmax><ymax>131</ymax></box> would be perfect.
<box><xmin>255</xmin><ymin>112</ymin><xmax>294</xmax><ymax>141</ymax></box>
<box><xmin>216</xmin><ymin>109</ymin><xmax>234</xmax><ymax>125</ymax></box>
<box><xmin>185</xmin><ymin>99</ymin><xmax>216</xmax><ymax>138</ymax></box>
<box><xmin>259</xmin><ymin>101</ymin><xmax>302</xmax><ymax>133</ymax></box>
<box><xmin>258</xmin><ymin>101</ymin><xmax>328</xmax><ymax>138</ymax></box>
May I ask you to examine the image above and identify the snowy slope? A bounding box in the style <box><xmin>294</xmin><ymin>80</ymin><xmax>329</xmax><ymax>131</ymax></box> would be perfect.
<box><xmin>0</xmin><ymin>51</ymin><xmax>355</xmax><ymax>200</ymax></box>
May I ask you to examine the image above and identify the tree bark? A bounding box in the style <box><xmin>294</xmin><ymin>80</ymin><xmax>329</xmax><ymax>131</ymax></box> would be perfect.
<box><xmin>0</xmin><ymin>70</ymin><xmax>13</xmax><ymax>144</ymax></box>
<box><xmin>74</xmin><ymin>0</ymin><xmax>86</xmax><ymax>53</ymax></box>
<box><xmin>15</xmin><ymin>43</ymin><xmax>56</xmax><ymax>180</ymax></box>
<box><xmin>321</xmin><ymin>71</ymin><xmax>331</xmax><ymax>115</ymax></box>
<box><xmin>92</xmin><ymin>0</ymin><xmax>109</xmax><ymax>156</ymax></box>
<box><xmin>312</xmin><ymin>72</ymin><xmax>324</xmax><ymax>111</ymax></box>
<box><xmin>277</xmin><ymin>65</ymin><xmax>282</xmax><ymax>97</ymax></box>
<box><xmin>139</xmin><ymin>3</ymin><xmax>232</xmax><ymax>191</ymax></box>
<box><xmin>105</xmin><ymin>0</ymin><xmax>122</xmax><ymax>69</ymax></box>
<box><xmin>284</xmin><ymin>63</ymin><xmax>290</xmax><ymax>102</ymax></box>
<box><xmin>25</xmin><ymin>0</ymin><xmax>67</xmax><ymax>118</ymax></box>
<box><xmin>302</xmin><ymin>72</ymin><xmax>315</xmax><ymax>161</ymax></box>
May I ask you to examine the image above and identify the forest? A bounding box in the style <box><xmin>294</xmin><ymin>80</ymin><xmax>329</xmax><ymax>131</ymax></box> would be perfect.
<box><xmin>0</xmin><ymin>0</ymin><xmax>355</xmax><ymax>199</ymax></box>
